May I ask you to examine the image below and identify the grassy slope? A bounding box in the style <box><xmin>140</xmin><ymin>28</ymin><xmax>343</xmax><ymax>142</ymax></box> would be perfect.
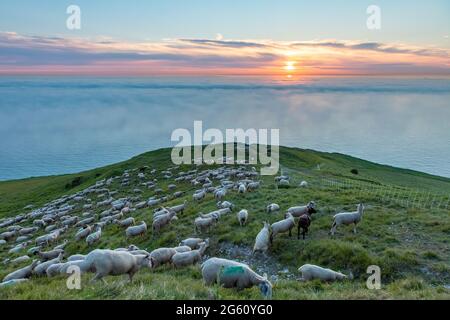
<box><xmin>0</xmin><ymin>146</ymin><xmax>449</xmax><ymax>299</ymax></box>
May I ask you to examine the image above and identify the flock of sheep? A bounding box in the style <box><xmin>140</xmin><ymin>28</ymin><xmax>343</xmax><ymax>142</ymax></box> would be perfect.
<box><xmin>0</xmin><ymin>163</ymin><xmax>366</xmax><ymax>299</ymax></box>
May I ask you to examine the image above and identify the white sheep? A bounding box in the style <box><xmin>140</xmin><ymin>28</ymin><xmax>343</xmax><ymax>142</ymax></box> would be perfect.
<box><xmin>201</xmin><ymin>257</ymin><xmax>272</xmax><ymax>299</ymax></box>
<box><xmin>179</xmin><ymin>237</ymin><xmax>207</xmax><ymax>250</ymax></box>
<box><xmin>68</xmin><ymin>254</ymin><xmax>86</xmax><ymax>262</ymax></box>
<box><xmin>247</xmin><ymin>181</ymin><xmax>261</xmax><ymax>191</ymax></box>
<box><xmin>33</xmin><ymin>253</ymin><xmax>64</xmax><ymax>276</ymax></box>
<box><xmin>217</xmin><ymin>201</ymin><xmax>234</xmax><ymax>210</ymax></box>
<box><xmin>193</xmin><ymin>190</ymin><xmax>206</xmax><ymax>201</ymax></box>
<box><xmin>2</xmin><ymin>260</ymin><xmax>39</xmax><ymax>282</ymax></box>
<box><xmin>237</xmin><ymin>209</ymin><xmax>248</xmax><ymax>226</ymax></box>
<box><xmin>238</xmin><ymin>183</ymin><xmax>247</xmax><ymax>194</ymax></box>
<box><xmin>114</xmin><ymin>217</ymin><xmax>135</xmax><ymax>228</ymax></box>
<box><xmin>287</xmin><ymin>201</ymin><xmax>317</xmax><ymax>218</ymax></box>
<box><xmin>152</xmin><ymin>209</ymin><xmax>176</xmax><ymax>234</ymax></box>
<box><xmin>36</xmin><ymin>248</ymin><xmax>64</xmax><ymax>261</ymax></box>
<box><xmin>86</xmin><ymin>225</ymin><xmax>102</xmax><ymax>246</ymax></box>
<box><xmin>253</xmin><ymin>222</ymin><xmax>270</xmax><ymax>254</ymax></box>
<box><xmin>126</xmin><ymin>221</ymin><xmax>147</xmax><ymax>237</ymax></box>
<box><xmin>330</xmin><ymin>203</ymin><xmax>365</xmax><ymax>235</ymax></box>
<box><xmin>298</xmin><ymin>264</ymin><xmax>348</xmax><ymax>282</ymax></box>
<box><xmin>171</xmin><ymin>240</ymin><xmax>208</xmax><ymax>268</ymax></box>
<box><xmin>214</xmin><ymin>188</ymin><xmax>227</xmax><ymax>200</ymax></box>
<box><xmin>299</xmin><ymin>180</ymin><xmax>308</xmax><ymax>188</ymax></box>
<box><xmin>266</xmin><ymin>203</ymin><xmax>280</xmax><ymax>214</ymax></box>
<box><xmin>75</xmin><ymin>225</ymin><xmax>92</xmax><ymax>241</ymax></box>
<box><xmin>46</xmin><ymin>263</ymin><xmax>64</xmax><ymax>277</ymax></box>
<box><xmin>194</xmin><ymin>216</ymin><xmax>218</xmax><ymax>233</ymax></box>
<box><xmin>149</xmin><ymin>247</ymin><xmax>176</xmax><ymax>268</ymax></box>
<box><xmin>85</xmin><ymin>249</ymin><xmax>153</xmax><ymax>282</ymax></box>
<box><xmin>270</xmin><ymin>213</ymin><xmax>295</xmax><ymax>243</ymax></box>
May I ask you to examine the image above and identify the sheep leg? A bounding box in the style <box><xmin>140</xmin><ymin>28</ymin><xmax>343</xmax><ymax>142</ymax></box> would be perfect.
<box><xmin>297</xmin><ymin>224</ymin><xmax>301</xmax><ymax>240</ymax></box>
<box><xmin>90</xmin><ymin>273</ymin><xmax>105</xmax><ymax>284</ymax></box>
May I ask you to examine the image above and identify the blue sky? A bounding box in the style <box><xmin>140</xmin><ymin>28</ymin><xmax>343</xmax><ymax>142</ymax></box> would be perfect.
<box><xmin>0</xmin><ymin>0</ymin><xmax>448</xmax><ymax>45</ymax></box>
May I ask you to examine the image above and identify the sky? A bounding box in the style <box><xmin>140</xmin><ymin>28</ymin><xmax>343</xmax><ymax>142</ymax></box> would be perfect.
<box><xmin>0</xmin><ymin>0</ymin><xmax>449</xmax><ymax>76</ymax></box>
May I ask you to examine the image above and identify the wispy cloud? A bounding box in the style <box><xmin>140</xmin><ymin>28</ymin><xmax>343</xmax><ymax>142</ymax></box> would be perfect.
<box><xmin>0</xmin><ymin>32</ymin><xmax>449</xmax><ymax>75</ymax></box>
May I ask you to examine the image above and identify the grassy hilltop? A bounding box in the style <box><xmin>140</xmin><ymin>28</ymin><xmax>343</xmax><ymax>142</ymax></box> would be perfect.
<box><xmin>0</xmin><ymin>145</ymin><xmax>449</xmax><ymax>299</ymax></box>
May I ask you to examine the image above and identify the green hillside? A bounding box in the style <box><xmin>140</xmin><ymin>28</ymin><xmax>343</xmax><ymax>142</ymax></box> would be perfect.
<box><xmin>0</xmin><ymin>146</ymin><xmax>449</xmax><ymax>299</ymax></box>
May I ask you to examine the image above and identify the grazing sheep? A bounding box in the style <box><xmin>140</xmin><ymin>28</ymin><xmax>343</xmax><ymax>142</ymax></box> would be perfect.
<box><xmin>46</xmin><ymin>263</ymin><xmax>64</xmax><ymax>277</ymax></box>
<box><xmin>76</xmin><ymin>216</ymin><xmax>96</xmax><ymax>228</ymax></box>
<box><xmin>9</xmin><ymin>242</ymin><xmax>29</xmax><ymax>254</ymax></box>
<box><xmin>3</xmin><ymin>260</ymin><xmax>39</xmax><ymax>282</ymax></box>
<box><xmin>287</xmin><ymin>201</ymin><xmax>317</xmax><ymax>218</ymax></box>
<box><xmin>75</xmin><ymin>225</ymin><xmax>92</xmax><ymax>241</ymax></box>
<box><xmin>277</xmin><ymin>179</ymin><xmax>290</xmax><ymax>187</ymax></box>
<box><xmin>114</xmin><ymin>217</ymin><xmax>135</xmax><ymax>228</ymax></box>
<box><xmin>10</xmin><ymin>255</ymin><xmax>31</xmax><ymax>264</ymax></box>
<box><xmin>152</xmin><ymin>209</ymin><xmax>176</xmax><ymax>234</ymax></box>
<box><xmin>266</xmin><ymin>203</ymin><xmax>280</xmax><ymax>214</ymax></box>
<box><xmin>247</xmin><ymin>181</ymin><xmax>261</xmax><ymax>191</ymax></box>
<box><xmin>179</xmin><ymin>238</ymin><xmax>207</xmax><ymax>250</ymax></box>
<box><xmin>86</xmin><ymin>225</ymin><xmax>102</xmax><ymax>246</ymax></box>
<box><xmin>214</xmin><ymin>188</ymin><xmax>227</xmax><ymax>200</ymax></box>
<box><xmin>238</xmin><ymin>183</ymin><xmax>247</xmax><ymax>194</ymax></box>
<box><xmin>194</xmin><ymin>215</ymin><xmax>218</xmax><ymax>233</ymax></box>
<box><xmin>33</xmin><ymin>253</ymin><xmax>64</xmax><ymax>276</ymax></box>
<box><xmin>126</xmin><ymin>221</ymin><xmax>147</xmax><ymax>237</ymax></box>
<box><xmin>36</xmin><ymin>248</ymin><xmax>64</xmax><ymax>261</ymax></box>
<box><xmin>253</xmin><ymin>222</ymin><xmax>270</xmax><ymax>254</ymax></box>
<box><xmin>84</xmin><ymin>249</ymin><xmax>153</xmax><ymax>283</ymax></box>
<box><xmin>170</xmin><ymin>200</ymin><xmax>187</xmax><ymax>214</ymax></box>
<box><xmin>171</xmin><ymin>240</ymin><xmax>208</xmax><ymax>268</ymax></box>
<box><xmin>217</xmin><ymin>201</ymin><xmax>234</xmax><ymax>210</ymax></box>
<box><xmin>297</xmin><ymin>214</ymin><xmax>312</xmax><ymax>240</ymax></box>
<box><xmin>330</xmin><ymin>203</ymin><xmax>365</xmax><ymax>235</ymax></box>
<box><xmin>193</xmin><ymin>190</ymin><xmax>206</xmax><ymax>201</ymax></box>
<box><xmin>237</xmin><ymin>209</ymin><xmax>248</xmax><ymax>226</ymax></box>
<box><xmin>201</xmin><ymin>257</ymin><xmax>272</xmax><ymax>299</ymax></box>
<box><xmin>149</xmin><ymin>247</ymin><xmax>177</xmax><ymax>268</ymax></box>
<box><xmin>299</xmin><ymin>180</ymin><xmax>308</xmax><ymax>188</ymax></box>
<box><xmin>18</xmin><ymin>227</ymin><xmax>39</xmax><ymax>236</ymax></box>
<box><xmin>298</xmin><ymin>264</ymin><xmax>347</xmax><ymax>282</ymax></box>
<box><xmin>270</xmin><ymin>213</ymin><xmax>295</xmax><ymax>243</ymax></box>
<box><xmin>0</xmin><ymin>231</ymin><xmax>16</xmax><ymax>242</ymax></box>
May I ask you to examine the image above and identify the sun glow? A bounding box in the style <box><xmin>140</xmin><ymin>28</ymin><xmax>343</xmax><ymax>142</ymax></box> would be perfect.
<box><xmin>284</xmin><ymin>61</ymin><xmax>296</xmax><ymax>71</ymax></box>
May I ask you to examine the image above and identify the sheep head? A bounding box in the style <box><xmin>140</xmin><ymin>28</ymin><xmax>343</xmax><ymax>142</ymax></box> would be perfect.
<box><xmin>259</xmin><ymin>274</ymin><xmax>273</xmax><ymax>300</ymax></box>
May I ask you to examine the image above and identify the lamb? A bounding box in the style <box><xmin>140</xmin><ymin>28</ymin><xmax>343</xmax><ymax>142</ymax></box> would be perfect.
<box><xmin>330</xmin><ymin>203</ymin><xmax>365</xmax><ymax>235</ymax></box>
<box><xmin>114</xmin><ymin>217</ymin><xmax>135</xmax><ymax>228</ymax></box>
<box><xmin>266</xmin><ymin>203</ymin><xmax>280</xmax><ymax>214</ymax></box>
<box><xmin>75</xmin><ymin>225</ymin><xmax>92</xmax><ymax>241</ymax></box>
<box><xmin>86</xmin><ymin>225</ymin><xmax>102</xmax><ymax>246</ymax></box>
<box><xmin>237</xmin><ymin>209</ymin><xmax>248</xmax><ymax>226</ymax></box>
<box><xmin>297</xmin><ymin>214</ymin><xmax>312</xmax><ymax>240</ymax></box>
<box><xmin>126</xmin><ymin>221</ymin><xmax>147</xmax><ymax>237</ymax></box>
<box><xmin>33</xmin><ymin>253</ymin><xmax>64</xmax><ymax>276</ymax></box>
<box><xmin>84</xmin><ymin>249</ymin><xmax>153</xmax><ymax>282</ymax></box>
<box><xmin>171</xmin><ymin>240</ymin><xmax>208</xmax><ymax>268</ymax></box>
<box><xmin>201</xmin><ymin>257</ymin><xmax>272</xmax><ymax>299</ymax></box>
<box><xmin>253</xmin><ymin>222</ymin><xmax>270</xmax><ymax>254</ymax></box>
<box><xmin>298</xmin><ymin>264</ymin><xmax>347</xmax><ymax>282</ymax></box>
<box><xmin>179</xmin><ymin>238</ymin><xmax>207</xmax><ymax>250</ymax></box>
<box><xmin>270</xmin><ymin>213</ymin><xmax>295</xmax><ymax>243</ymax></box>
<box><xmin>194</xmin><ymin>215</ymin><xmax>218</xmax><ymax>233</ymax></box>
<box><xmin>36</xmin><ymin>248</ymin><xmax>64</xmax><ymax>261</ymax></box>
<box><xmin>287</xmin><ymin>201</ymin><xmax>317</xmax><ymax>218</ymax></box>
<box><xmin>2</xmin><ymin>260</ymin><xmax>39</xmax><ymax>282</ymax></box>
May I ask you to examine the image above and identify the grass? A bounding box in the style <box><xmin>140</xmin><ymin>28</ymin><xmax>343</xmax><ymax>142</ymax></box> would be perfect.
<box><xmin>0</xmin><ymin>145</ymin><xmax>449</xmax><ymax>299</ymax></box>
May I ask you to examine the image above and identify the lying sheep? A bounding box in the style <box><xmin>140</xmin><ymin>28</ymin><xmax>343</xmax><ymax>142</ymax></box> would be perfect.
<box><xmin>2</xmin><ymin>260</ymin><xmax>39</xmax><ymax>282</ymax></box>
<box><xmin>126</xmin><ymin>221</ymin><xmax>147</xmax><ymax>237</ymax></box>
<box><xmin>287</xmin><ymin>201</ymin><xmax>317</xmax><ymax>218</ymax></box>
<box><xmin>194</xmin><ymin>215</ymin><xmax>218</xmax><ymax>233</ymax></box>
<box><xmin>266</xmin><ymin>203</ymin><xmax>280</xmax><ymax>214</ymax></box>
<box><xmin>179</xmin><ymin>238</ymin><xmax>207</xmax><ymax>250</ymax></box>
<box><xmin>298</xmin><ymin>264</ymin><xmax>348</xmax><ymax>282</ymax></box>
<box><xmin>237</xmin><ymin>209</ymin><xmax>248</xmax><ymax>226</ymax></box>
<box><xmin>253</xmin><ymin>222</ymin><xmax>270</xmax><ymax>254</ymax></box>
<box><xmin>171</xmin><ymin>240</ymin><xmax>208</xmax><ymax>268</ymax></box>
<box><xmin>270</xmin><ymin>213</ymin><xmax>295</xmax><ymax>243</ymax></box>
<box><xmin>86</xmin><ymin>225</ymin><xmax>102</xmax><ymax>246</ymax></box>
<box><xmin>84</xmin><ymin>249</ymin><xmax>153</xmax><ymax>282</ymax></box>
<box><xmin>201</xmin><ymin>257</ymin><xmax>272</xmax><ymax>299</ymax></box>
<box><xmin>330</xmin><ymin>203</ymin><xmax>365</xmax><ymax>235</ymax></box>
